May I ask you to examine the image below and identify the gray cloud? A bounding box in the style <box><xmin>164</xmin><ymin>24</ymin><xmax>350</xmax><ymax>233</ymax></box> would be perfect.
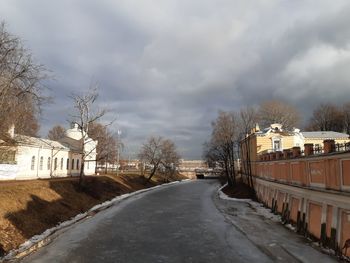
<box><xmin>1</xmin><ymin>0</ymin><xmax>350</xmax><ymax>159</ymax></box>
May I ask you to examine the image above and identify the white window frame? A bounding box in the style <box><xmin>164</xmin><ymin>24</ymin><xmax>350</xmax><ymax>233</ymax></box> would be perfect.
<box><xmin>272</xmin><ymin>137</ymin><xmax>282</xmax><ymax>152</ymax></box>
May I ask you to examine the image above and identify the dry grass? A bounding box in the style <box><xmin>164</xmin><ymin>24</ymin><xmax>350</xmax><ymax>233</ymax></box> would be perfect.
<box><xmin>0</xmin><ymin>172</ymin><xmax>186</xmax><ymax>256</ymax></box>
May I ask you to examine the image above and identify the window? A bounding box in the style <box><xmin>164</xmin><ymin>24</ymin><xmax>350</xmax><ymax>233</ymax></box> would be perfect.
<box><xmin>47</xmin><ymin>157</ymin><xmax>51</xmax><ymax>170</ymax></box>
<box><xmin>60</xmin><ymin>158</ymin><xmax>64</xmax><ymax>170</ymax></box>
<box><xmin>66</xmin><ymin>158</ymin><xmax>69</xmax><ymax>170</ymax></box>
<box><xmin>72</xmin><ymin>159</ymin><xmax>75</xmax><ymax>170</ymax></box>
<box><xmin>40</xmin><ymin>156</ymin><xmax>43</xmax><ymax>170</ymax></box>
<box><xmin>87</xmin><ymin>161</ymin><xmax>90</xmax><ymax>169</ymax></box>
<box><xmin>31</xmin><ymin>156</ymin><xmax>35</xmax><ymax>170</ymax></box>
<box><xmin>76</xmin><ymin>159</ymin><xmax>80</xmax><ymax>170</ymax></box>
<box><xmin>272</xmin><ymin>139</ymin><xmax>282</xmax><ymax>151</ymax></box>
<box><xmin>54</xmin><ymin>158</ymin><xmax>58</xmax><ymax>170</ymax></box>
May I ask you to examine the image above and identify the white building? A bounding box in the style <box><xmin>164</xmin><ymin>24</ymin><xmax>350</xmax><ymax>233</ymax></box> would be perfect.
<box><xmin>0</xmin><ymin>124</ymin><xmax>97</xmax><ymax>180</ymax></box>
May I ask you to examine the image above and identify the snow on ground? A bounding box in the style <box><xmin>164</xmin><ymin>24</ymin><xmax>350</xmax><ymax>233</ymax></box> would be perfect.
<box><xmin>217</xmin><ymin>185</ymin><xmax>342</xmax><ymax>262</ymax></box>
<box><xmin>218</xmin><ymin>184</ymin><xmax>281</xmax><ymax>222</ymax></box>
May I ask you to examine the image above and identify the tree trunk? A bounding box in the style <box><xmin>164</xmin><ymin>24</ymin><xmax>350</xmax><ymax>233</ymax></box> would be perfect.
<box><xmin>79</xmin><ymin>158</ymin><xmax>85</xmax><ymax>186</ymax></box>
<box><xmin>224</xmin><ymin>160</ymin><xmax>234</xmax><ymax>186</ymax></box>
<box><xmin>147</xmin><ymin>165</ymin><xmax>158</xmax><ymax>182</ymax></box>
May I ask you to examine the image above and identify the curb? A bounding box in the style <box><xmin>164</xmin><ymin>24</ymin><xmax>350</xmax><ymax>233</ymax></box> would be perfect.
<box><xmin>1</xmin><ymin>179</ymin><xmax>191</xmax><ymax>262</ymax></box>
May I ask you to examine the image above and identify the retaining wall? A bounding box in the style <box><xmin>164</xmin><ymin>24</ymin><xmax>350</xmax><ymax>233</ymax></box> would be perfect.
<box><xmin>252</xmin><ymin>149</ymin><xmax>350</xmax><ymax>256</ymax></box>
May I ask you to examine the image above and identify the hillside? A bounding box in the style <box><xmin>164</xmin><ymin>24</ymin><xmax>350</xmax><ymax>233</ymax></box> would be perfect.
<box><xmin>0</xmin><ymin>173</ymin><xmax>186</xmax><ymax>256</ymax></box>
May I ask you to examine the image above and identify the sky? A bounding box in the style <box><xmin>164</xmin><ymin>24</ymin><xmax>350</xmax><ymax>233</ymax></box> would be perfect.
<box><xmin>1</xmin><ymin>0</ymin><xmax>350</xmax><ymax>159</ymax></box>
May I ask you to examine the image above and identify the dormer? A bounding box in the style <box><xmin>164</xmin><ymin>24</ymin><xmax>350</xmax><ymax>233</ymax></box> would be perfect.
<box><xmin>270</xmin><ymin>123</ymin><xmax>283</xmax><ymax>132</ymax></box>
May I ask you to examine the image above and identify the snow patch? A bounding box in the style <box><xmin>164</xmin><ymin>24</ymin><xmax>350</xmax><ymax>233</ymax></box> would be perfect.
<box><xmin>217</xmin><ymin>185</ymin><xmax>281</xmax><ymax>222</ymax></box>
<box><xmin>285</xmin><ymin>223</ymin><xmax>296</xmax><ymax>231</ymax></box>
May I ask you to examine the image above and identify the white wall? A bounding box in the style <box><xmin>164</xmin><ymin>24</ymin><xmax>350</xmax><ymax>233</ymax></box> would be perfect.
<box><xmin>12</xmin><ymin>146</ymin><xmax>96</xmax><ymax>180</ymax></box>
<box><xmin>0</xmin><ymin>164</ymin><xmax>18</xmax><ymax>180</ymax></box>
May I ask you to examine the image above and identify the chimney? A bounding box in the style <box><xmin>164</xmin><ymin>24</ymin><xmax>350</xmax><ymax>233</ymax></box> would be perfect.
<box><xmin>255</xmin><ymin>123</ymin><xmax>260</xmax><ymax>132</ymax></box>
<box><xmin>8</xmin><ymin>124</ymin><xmax>15</xmax><ymax>139</ymax></box>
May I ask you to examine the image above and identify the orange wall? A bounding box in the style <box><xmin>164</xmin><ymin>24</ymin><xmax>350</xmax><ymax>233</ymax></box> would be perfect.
<box><xmin>290</xmin><ymin>198</ymin><xmax>300</xmax><ymax>223</ymax></box>
<box><xmin>326</xmin><ymin>205</ymin><xmax>333</xmax><ymax>238</ymax></box>
<box><xmin>255</xmin><ymin>153</ymin><xmax>350</xmax><ymax>192</ymax></box>
<box><xmin>277</xmin><ymin>192</ymin><xmax>285</xmax><ymax>213</ymax></box>
<box><xmin>342</xmin><ymin>160</ymin><xmax>350</xmax><ymax>186</ymax></box>
<box><xmin>309</xmin><ymin>161</ymin><xmax>326</xmax><ymax>184</ymax></box>
<box><xmin>308</xmin><ymin>203</ymin><xmax>322</xmax><ymax>239</ymax></box>
<box><xmin>341</xmin><ymin>211</ymin><xmax>350</xmax><ymax>257</ymax></box>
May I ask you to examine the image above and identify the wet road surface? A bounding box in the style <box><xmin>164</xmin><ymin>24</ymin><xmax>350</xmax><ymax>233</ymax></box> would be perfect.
<box><xmin>21</xmin><ymin>180</ymin><xmax>270</xmax><ymax>262</ymax></box>
<box><xmin>20</xmin><ymin>180</ymin><xmax>335</xmax><ymax>262</ymax></box>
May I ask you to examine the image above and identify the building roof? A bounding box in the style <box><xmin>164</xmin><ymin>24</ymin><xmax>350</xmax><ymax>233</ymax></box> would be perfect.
<box><xmin>302</xmin><ymin>131</ymin><xmax>349</xmax><ymax>139</ymax></box>
<box><xmin>14</xmin><ymin>134</ymin><xmax>74</xmax><ymax>151</ymax></box>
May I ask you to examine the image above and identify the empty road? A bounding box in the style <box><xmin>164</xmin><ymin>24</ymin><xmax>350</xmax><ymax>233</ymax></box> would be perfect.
<box><xmin>20</xmin><ymin>180</ymin><xmax>335</xmax><ymax>263</ymax></box>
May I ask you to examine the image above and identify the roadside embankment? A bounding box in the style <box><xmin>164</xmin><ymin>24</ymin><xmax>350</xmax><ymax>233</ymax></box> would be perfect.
<box><xmin>0</xmin><ymin>173</ymin><xmax>186</xmax><ymax>256</ymax></box>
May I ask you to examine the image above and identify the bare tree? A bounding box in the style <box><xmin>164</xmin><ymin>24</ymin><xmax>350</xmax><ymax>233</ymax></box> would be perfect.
<box><xmin>238</xmin><ymin>106</ymin><xmax>258</xmax><ymax>189</ymax></box>
<box><xmin>343</xmin><ymin>102</ymin><xmax>350</xmax><ymax>136</ymax></box>
<box><xmin>47</xmin><ymin>125</ymin><xmax>65</xmax><ymax>141</ymax></box>
<box><xmin>258</xmin><ymin>100</ymin><xmax>300</xmax><ymax>130</ymax></box>
<box><xmin>160</xmin><ymin>139</ymin><xmax>181</xmax><ymax>182</ymax></box>
<box><xmin>70</xmin><ymin>87</ymin><xmax>106</xmax><ymax>184</ymax></box>
<box><xmin>0</xmin><ymin>21</ymin><xmax>47</xmax><ymax>139</ymax></box>
<box><xmin>307</xmin><ymin>103</ymin><xmax>344</xmax><ymax>132</ymax></box>
<box><xmin>139</xmin><ymin>136</ymin><xmax>180</xmax><ymax>182</ymax></box>
<box><xmin>204</xmin><ymin>111</ymin><xmax>239</xmax><ymax>186</ymax></box>
<box><xmin>88</xmin><ymin>122</ymin><xmax>120</xmax><ymax>167</ymax></box>
<box><xmin>139</xmin><ymin>136</ymin><xmax>163</xmax><ymax>182</ymax></box>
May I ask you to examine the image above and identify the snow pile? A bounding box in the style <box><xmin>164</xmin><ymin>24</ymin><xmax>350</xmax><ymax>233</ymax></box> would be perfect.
<box><xmin>248</xmin><ymin>201</ymin><xmax>281</xmax><ymax>222</ymax></box>
<box><xmin>217</xmin><ymin>184</ymin><xmax>281</xmax><ymax>222</ymax></box>
<box><xmin>1</xmin><ymin>179</ymin><xmax>191</xmax><ymax>262</ymax></box>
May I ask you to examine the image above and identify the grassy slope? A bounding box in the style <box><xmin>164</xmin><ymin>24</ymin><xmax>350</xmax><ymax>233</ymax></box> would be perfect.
<box><xmin>0</xmin><ymin>173</ymin><xmax>186</xmax><ymax>255</ymax></box>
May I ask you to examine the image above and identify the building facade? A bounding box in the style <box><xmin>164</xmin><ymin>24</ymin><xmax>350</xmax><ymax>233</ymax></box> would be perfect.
<box><xmin>240</xmin><ymin>124</ymin><xmax>350</xmax><ymax>257</ymax></box>
<box><xmin>240</xmin><ymin>123</ymin><xmax>350</xmax><ymax>169</ymax></box>
<box><xmin>0</xmin><ymin>124</ymin><xmax>97</xmax><ymax>180</ymax></box>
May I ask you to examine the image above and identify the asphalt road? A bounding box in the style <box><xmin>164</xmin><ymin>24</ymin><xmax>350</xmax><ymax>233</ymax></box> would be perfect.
<box><xmin>20</xmin><ymin>180</ymin><xmax>335</xmax><ymax>263</ymax></box>
<box><xmin>19</xmin><ymin>180</ymin><xmax>335</xmax><ymax>263</ymax></box>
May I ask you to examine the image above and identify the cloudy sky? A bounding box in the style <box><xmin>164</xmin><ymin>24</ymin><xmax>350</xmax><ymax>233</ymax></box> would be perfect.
<box><xmin>1</xmin><ymin>0</ymin><xmax>350</xmax><ymax>159</ymax></box>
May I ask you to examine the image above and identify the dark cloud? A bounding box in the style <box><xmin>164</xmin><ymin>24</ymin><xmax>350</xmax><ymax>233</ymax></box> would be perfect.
<box><xmin>1</xmin><ymin>0</ymin><xmax>350</xmax><ymax>158</ymax></box>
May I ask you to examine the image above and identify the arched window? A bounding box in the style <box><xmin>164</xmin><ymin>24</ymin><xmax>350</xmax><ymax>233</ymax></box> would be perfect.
<box><xmin>39</xmin><ymin>156</ymin><xmax>43</xmax><ymax>170</ymax></box>
<box><xmin>47</xmin><ymin>157</ymin><xmax>51</xmax><ymax>170</ymax></box>
<box><xmin>66</xmin><ymin>158</ymin><xmax>69</xmax><ymax>170</ymax></box>
<box><xmin>60</xmin><ymin>158</ymin><xmax>64</xmax><ymax>170</ymax></box>
<box><xmin>71</xmin><ymin>159</ymin><xmax>75</xmax><ymax>170</ymax></box>
<box><xmin>54</xmin><ymin>158</ymin><xmax>58</xmax><ymax>170</ymax></box>
<box><xmin>31</xmin><ymin>156</ymin><xmax>35</xmax><ymax>170</ymax></box>
<box><xmin>76</xmin><ymin>159</ymin><xmax>80</xmax><ymax>170</ymax></box>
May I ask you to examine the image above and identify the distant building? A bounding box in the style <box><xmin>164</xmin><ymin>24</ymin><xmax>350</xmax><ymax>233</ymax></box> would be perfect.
<box><xmin>302</xmin><ymin>131</ymin><xmax>350</xmax><ymax>149</ymax></box>
<box><xmin>241</xmin><ymin>123</ymin><xmax>350</xmax><ymax>164</ymax></box>
<box><xmin>178</xmin><ymin>159</ymin><xmax>208</xmax><ymax>171</ymax></box>
<box><xmin>0</xmin><ymin>123</ymin><xmax>97</xmax><ymax>180</ymax></box>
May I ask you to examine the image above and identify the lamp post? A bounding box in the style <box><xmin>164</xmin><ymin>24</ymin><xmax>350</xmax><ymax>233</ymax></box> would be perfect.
<box><xmin>116</xmin><ymin>129</ymin><xmax>121</xmax><ymax>176</ymax></box>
